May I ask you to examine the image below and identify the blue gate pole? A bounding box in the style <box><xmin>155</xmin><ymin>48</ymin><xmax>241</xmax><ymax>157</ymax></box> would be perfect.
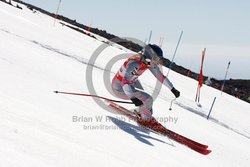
<box><xmin>207</xmin><ymin>97</ymin><xmax>217</xmax><ymax>120</ymax></box>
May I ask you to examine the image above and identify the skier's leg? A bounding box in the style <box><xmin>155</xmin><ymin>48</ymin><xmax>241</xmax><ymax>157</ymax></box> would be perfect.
<box><xmin>111</xmin><ymin>77</ymin><xmax>129</xmax><ymax>100</ymax></box>
<box><xmin>134</xmin><ymin>80</ymin><xmax>144</xmax><ymax>90</ymax></box>
<box><xmin>133</xmin><ymin>90</ymin><xmax>153</xmax><ymax>120</ymax></box>
<box><xmin>112</xmin><ymin>77</ymin><xmax>153</xmax><ymax>120</ymax></box>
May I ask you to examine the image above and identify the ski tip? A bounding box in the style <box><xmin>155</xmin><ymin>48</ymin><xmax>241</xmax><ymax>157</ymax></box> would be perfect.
<box><xmin>54</xmin><ymin>91</ymin><xmax>58</xmax><ymax>93</ymax></box>
<box><xmin>202</xmin><ymin>145</ymin><xmax>209</xmax><ymax>149</ymax></box>
<box><xmin>203</xmin><ymin>149</ymin><xmax>212</xmax><ymax>155</ymax></box>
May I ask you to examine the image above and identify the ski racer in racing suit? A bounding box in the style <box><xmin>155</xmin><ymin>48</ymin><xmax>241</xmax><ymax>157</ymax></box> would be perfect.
<box><xmin>111</xmin><ymin>44</ymin><xmax>180</xmax><ymax>125</ymax></box>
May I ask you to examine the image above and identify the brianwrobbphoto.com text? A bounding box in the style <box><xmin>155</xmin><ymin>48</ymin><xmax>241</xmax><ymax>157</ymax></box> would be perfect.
<box><xmin>72</xmin><ymin>115</ymin><xmax>178</xmax><ymax>131</ymax></box>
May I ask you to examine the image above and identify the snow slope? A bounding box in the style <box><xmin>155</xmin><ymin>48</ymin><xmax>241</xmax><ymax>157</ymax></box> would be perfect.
<box><xmin>0</xmin><ymin>2</ymin><xmax>250</xmax><ymax>167</ymax></box>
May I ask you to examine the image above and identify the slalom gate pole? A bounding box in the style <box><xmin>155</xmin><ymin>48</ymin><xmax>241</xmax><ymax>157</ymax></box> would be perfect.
<box><xmin>54</xmin><ymin>91</ymin><xmax>133</xmax><ymax>104</ymax></box>
<box><xmin>87</xmin><ymin>23</ymin><xmax>92</xmax><ymax>32</ymax></box>
<box><xmin>53</xmin><ymin>0</ymin><xmax>62</xmax><ymax>27</ymax></box>
<box><xmin>159</xmin><ymin>37</ymin><xmax>164</xmax><ymax>48</ymax></box>
<box><xmin>195</xmin><ymin>85</ymin><xmax>198</xmax><ymax>102</ymax></box>
<box><xmin>207</xmin><ymin>97</ymin><xmax>217</xmax><ymax>120</ymax></box>
<box><xmin>221</xmin><ymin>61</ymin><xmax>231</xmax><ymax>95</ymax></box>
<box><xmin>148</xmin><ymin>30</ymin><xmax>152</xmax><ymax>44</ymax></box>
<box><xmin>167</xmin><ymin>30</ymin><xmax>183</xmax><ymax>77</ymax></box>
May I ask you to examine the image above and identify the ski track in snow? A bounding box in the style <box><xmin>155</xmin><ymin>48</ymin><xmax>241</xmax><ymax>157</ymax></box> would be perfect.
<box><xmin>0</xmin><ymin>27</ymin><xmax>115</xmax><ymax>80</ymax></box>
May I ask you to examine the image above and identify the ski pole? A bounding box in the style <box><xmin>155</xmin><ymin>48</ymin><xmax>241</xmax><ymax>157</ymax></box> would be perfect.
<box><xmin>169</xmin><ymin>98</ymin><xmax>176</xmax><ymax>111</ymax></box>
<box><xmin>54</xmin><ymin>91</ymin><xmax>133</xmax><ymax>104</ymax></box>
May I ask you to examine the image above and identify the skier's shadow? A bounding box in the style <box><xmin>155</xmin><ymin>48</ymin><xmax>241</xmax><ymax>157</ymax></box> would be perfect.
<box><xmin>107</xmin><ymin>116</ymin><xmax>172</xmax><ymax>146</ymax></box>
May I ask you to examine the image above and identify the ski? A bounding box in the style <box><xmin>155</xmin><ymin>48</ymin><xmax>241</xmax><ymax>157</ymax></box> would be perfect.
<box><xmin>105</xmin><ymin>100</ymin><xmax>211</xmax><ymax>155</ymax></box>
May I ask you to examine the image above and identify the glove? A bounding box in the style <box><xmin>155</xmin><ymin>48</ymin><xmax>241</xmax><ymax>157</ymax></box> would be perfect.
<box><xmin>130</xmin><ymin>97</ymin><xmax>143</xmax><ymax>106</ymax></box>
<box><xmin>171</xmin><ymin>87</ymin><xmax>180</xmax><ymax>98</ymax></box>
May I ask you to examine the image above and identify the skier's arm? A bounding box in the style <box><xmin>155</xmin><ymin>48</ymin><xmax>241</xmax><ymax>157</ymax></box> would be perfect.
<box><xmin>150</xmin><ymin>65</ymin><xmax>180</xmax><ymax>97</ymax></box>
<box><xmin>149</xmin><ymin>65</ymin><xmax>174</xmax><ymax>90</ymax></box>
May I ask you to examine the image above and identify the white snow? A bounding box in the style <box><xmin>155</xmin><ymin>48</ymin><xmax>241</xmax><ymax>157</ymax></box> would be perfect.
<box><xmin>0</xmin><ymin>1</ymin><xmax>250</xmax><ymax>167</ymax></box>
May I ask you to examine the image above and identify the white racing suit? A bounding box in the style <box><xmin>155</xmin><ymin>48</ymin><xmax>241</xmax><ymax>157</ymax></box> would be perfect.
<box><xmin>111</xmin><ymin>54</ymin><xmax>174</xmax><ymax>120</ymax></box>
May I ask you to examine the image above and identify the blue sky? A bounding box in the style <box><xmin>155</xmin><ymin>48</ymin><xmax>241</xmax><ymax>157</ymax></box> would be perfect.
<box><xmin>22</xmin><ymin>0</ymin><xmax>250</xmax><ymax>79</ymax></box>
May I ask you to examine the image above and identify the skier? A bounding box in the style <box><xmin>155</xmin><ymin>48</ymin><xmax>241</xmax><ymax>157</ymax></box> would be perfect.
<box><xmin>111</xmin><ymin>44</ymin><xmax>180</xmax><ymax>126</ymax></box>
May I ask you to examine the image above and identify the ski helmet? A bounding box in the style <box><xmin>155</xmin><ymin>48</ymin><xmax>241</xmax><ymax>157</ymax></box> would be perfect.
<box><xmin>142</xmin><ymin>44</ymin><xmax>163</xmax><ymax>65</ymax></box>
